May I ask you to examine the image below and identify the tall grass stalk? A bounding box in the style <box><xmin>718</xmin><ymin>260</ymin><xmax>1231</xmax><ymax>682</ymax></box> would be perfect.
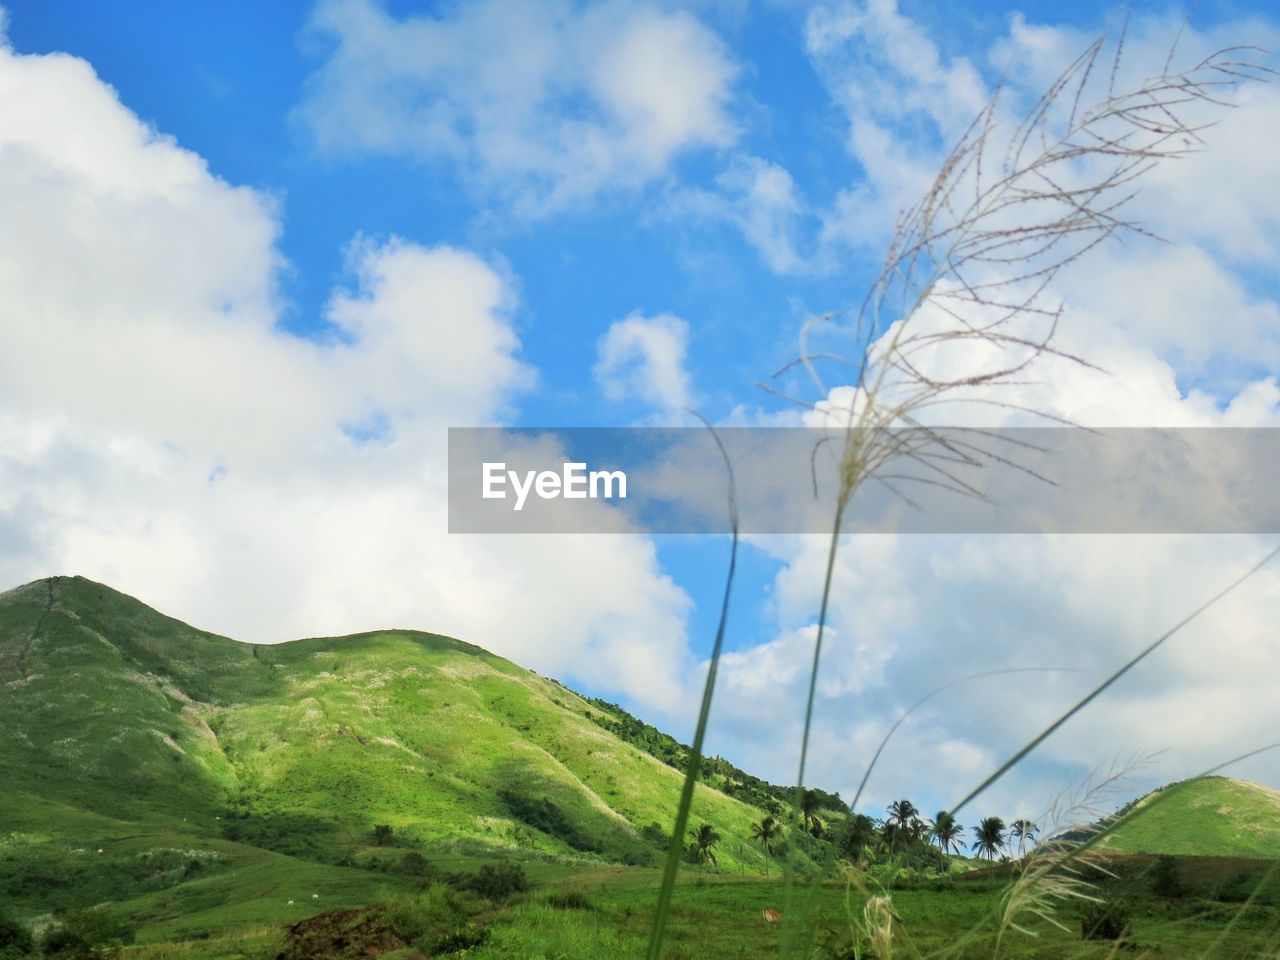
<box><xmin>645</xmin><ymin>23</ymin><xmax>1274</xmax><ymax>960</ymax></box>
<box><xmin>645</xmin><ymin>422</ymin><xmax>738</xmax><ymax>960</ymax></box>
<box><xmin>777</xmin><ymin>28</ymin><xmax>1273</xmax><ymax>955</ymax></box>
<box><xmin>957</xmin><ymin>743</ymin><xmax>1280</xmax><ymax>958</ymax></box>
<box><xmin>949</xmin><ymin>544</ymin><xmax>1280</xmax><ymax>818</ymax></box>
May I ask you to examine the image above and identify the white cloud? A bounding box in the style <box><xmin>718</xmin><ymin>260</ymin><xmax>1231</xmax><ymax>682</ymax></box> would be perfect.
<box><xmin>680</xmin><ymin>153</ymin><xmax>810</xmax><ymax>273</ymax></box>
<box><xmin>0</xmin><ymin>35</ymin><xmax>697</xmax><ymax>712</ymax></box>
<box><xmin>594</xmin><ymin>311</ymin><xmax>695</xmax><ymax>419</ymax></box>
<box><xmin>296</xmin><ymin>0</ymin><xmax>740</xmax><ymax>214</ymax></box>
<box><xmin>690</xmin><ymin>5</ymin><xmax>1280</xmax><ymax>817</ymax></box>
<box><xmin>326</xmin><ymin>236</ymin><xmax>535</xmax><ymax>427</ymax></box>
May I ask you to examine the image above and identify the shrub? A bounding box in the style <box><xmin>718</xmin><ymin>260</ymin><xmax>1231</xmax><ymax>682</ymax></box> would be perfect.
<box><xmin>430</xmin><ymin>925</ymin><xmax>490</xmax><ymax>954</ymax></box>
<box><xmin>456</xmin><ymin>861</ymin><xmax>528</xmax><ymax>900</ymax></box>
<box><xmin>1213</xmin><ymin>870</ymin><xmax>1266</xmax><ymax>904</ymax></box>
<box><xmin>41</xmin><ymin>907</ymin><xmax>134</xmax><ymax>956</ymax></box>
<box><xmin>372</xmin><ymin>824</ymin><xmax>394</xmax><ymax>847</ymax></box>
<box><xmin>0</xmin><ymin>914</ymin><xmax>33</xmax><ymax>956</ymax></box>
<box><xmin>497</xmin><ymin>789</ymin><xmax>602</xmax><ymax>853</ymax></box>
<box><xmin>545</xmin><ymin>890</ymin><xmax>593</xmax><ymax>910</ymax></box>
<box><xmin>221</xmin><ymin>812</ymin><xmax>343</xmax><ymax>862</ymax></box>
<box><xmin>385</xmin><ymin>883</ymin><xmax>468</xmax><ymax>946</ymax></box>
<box><xmin>640</xmin><ymin>822</ymin><xmax>670</xmax><ymax>850</ymax></box>
<box><xmin>396</xmin><ymin>851</ymin><xmax>435</xmax><ymax>878</ymax></box>
<box><xmin>1081</xmin><ymin>898</ymin><xmax>1131</xmax><ymax>941</ymax></box>
<box><xmin>1152</xmin><ymin>855</ymin><xmax>1184</xmax><ymax>898</ymax></box>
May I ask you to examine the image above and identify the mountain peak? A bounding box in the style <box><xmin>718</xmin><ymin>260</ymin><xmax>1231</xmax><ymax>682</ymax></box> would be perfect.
<box><xmin>2</xmin><ymin>573</ymin><xmax>157</xmax><ymax>613</ymax></box>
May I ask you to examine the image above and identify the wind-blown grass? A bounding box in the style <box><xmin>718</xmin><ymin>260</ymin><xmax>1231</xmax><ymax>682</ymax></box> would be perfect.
<box><xmin>645</xmin><ymin>23</ymin><xmax>1276</xmax><ymax>960</ymax></box>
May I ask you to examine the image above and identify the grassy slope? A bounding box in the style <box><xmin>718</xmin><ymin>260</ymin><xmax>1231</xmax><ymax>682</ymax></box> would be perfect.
<box><xmin>0</xmin><ymin>576</ymin><xmax>779</xmax><ymax>889</ymax></box>
<box><xmin>114</xmin><ymin>860</ymin><xmax>1280</xmax><ymax>960</ymax></box>
<box><xmin>1101</xmin><ymin>776</ymin><xmax>1280</xmax><ymax>858</ymax></box>
<box><xmin>210</xmin><ymin>628</ymin><xmax>777</xmax><ymax>870</ymax></box>
<box><xmin>6</xmin><ymin>575</ymin><xmax>1280</xmax><ymax>959</ymax></box>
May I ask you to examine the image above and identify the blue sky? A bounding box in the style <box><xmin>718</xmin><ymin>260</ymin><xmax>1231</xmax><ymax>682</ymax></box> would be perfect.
<box><xmin>2</xmin><ymin>0</ymin><xmax>1280</xmax><ymax>820</ymax></box>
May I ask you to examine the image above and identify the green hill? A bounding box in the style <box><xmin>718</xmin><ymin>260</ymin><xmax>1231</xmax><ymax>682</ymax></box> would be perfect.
<box><xmin>4</xmin><ymin>577</ymin><xmax>1280</xmax><ymax>957</ymax></box>
<box><xmin>1100</xmin><ymin>776</ymin><xmax>1280</xmax><ymax>858</ymax></box>
<box><xmin>0</xmin><ymin>575</ymin><xmax>789</xmax><ymax>865</ymax></box>
<box><xmin>0</xmin><ymin>575</ymin><xmax>807</xmax><ymax>930</ymax></box>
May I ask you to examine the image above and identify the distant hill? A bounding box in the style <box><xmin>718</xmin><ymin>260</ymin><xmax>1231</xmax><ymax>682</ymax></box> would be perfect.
<box><xmin>0</xmin><ymin>575</ymin><xmax>801</xmax><ymax>878</ymax></box>
<box><xmin>1099</xmin><ymin>776</ymin><xmax>1280</xmax><ymax>858</ymax></box>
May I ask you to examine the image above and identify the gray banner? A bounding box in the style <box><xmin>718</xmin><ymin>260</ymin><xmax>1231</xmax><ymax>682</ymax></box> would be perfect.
<box><xmin>447</xmin><ymin>427</ymin><xmax>1280</xmax><ymax>534</ymax></box>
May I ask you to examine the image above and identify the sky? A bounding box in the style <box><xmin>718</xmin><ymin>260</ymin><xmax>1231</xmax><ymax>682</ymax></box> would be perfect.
<box><xmin>1</xmin><ymin>0</ymin><xmax>1279</xmax><ymax>829</ymax></box>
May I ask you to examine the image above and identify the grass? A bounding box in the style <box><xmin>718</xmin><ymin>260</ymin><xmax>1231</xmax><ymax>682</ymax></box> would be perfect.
<box><xmin>0</xmin><ymin>576</ymin><xmax>796</xmax><ymax>881</ymax></box>
<box><xmin>3</xmin><ymin>578</ymin><xmax>1279</xmax><ymax>958</ymax></box>
<box><xmin>1101</xmin><ymin>778</ymin><xmax>1280</xmax><ymax>859</ymax></box>
<box><xmin>636</xmin><ymin>24</ymin><xmax>1280</xmax><ymax>960</ymax></box>
<box><xmin>47</xmin><ymin>858</ymin><xmax>1264</xmax><ymax>960</ymax></box>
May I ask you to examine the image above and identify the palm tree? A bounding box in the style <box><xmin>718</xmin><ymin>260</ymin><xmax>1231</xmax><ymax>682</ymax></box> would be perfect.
<box><xmin>907</xmin><ymin>815</ymin><xmax>928</xmax><ymax>843</ymax></box>
<box><xmin>931</xmin><ymin>810</ymin><xmax>965</xmax><ymax>856</ymax></box>
<box><xmin>1010</xmin><ymin>819</ymin><xmax>1037</xmax><ymax>857</ymax></box>
<box><xmin>971</xmin><ymin>817</ymin><xmax>1007</xmax><ymax>863</ymax></box>
<box><xmin>886</xmin><ymin>799</ymin><xmax>918</xmax><ymax>830</ymax></box>
<box><xmin>687</xmin><ymin>823</ymin><xmax>721</xmax><ymax>866</ymax></box>
<box><xmin>750</xmin><ymin>815</ymin><xmax>783</xmax><ymax>857</ymax></box>
<box><xmin>799</xmin><ymin>789</ymin><xmax>825</xmax><ymax>836</ymax></box>
<box><xmin>885</xmin><ymin>799</ymin><xmax>919</xmax><ymax>853</ymax></box>
<box><xmin>838</xmin><ymin>813</ymin><xmax>877</xmax><ymax>864</ymax></box>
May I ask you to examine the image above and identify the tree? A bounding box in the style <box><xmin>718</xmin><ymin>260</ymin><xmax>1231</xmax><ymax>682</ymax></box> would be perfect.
<box><xmin>1010</xmin><ymin>819</ymin><xmax>1037</xmax><ymax>857</ymax></box>
<box><xmin>750</xmin><ymin>815</ymin><xmax>783</xmax><ymax>856</ymax></box>
<box><xmin>884</xmin><ymin>799</ymin><xmax>920</xmax><ymax>852</ymax></box>
<box><xmin>1152</xmin><ymin>855</ymin><xmax>1184</xmax><ymax>898</ymax></box>
<box><xmin>931</xmin><ymin>810</ymin><xmax>964</xmax><ymax>856</ymax></box>
<box><xmin>885</xmin><ymin>799</ymin><xmax>918</xmax><ymax>830</ymax></box>
<box><xmin>799</xmin><ymin>789</ymin><xmax>825</xmax><ymax>836</ymax></box>
<box><xmin>971</xmin><ymin>817</ymin><xmax>1006</xmax><ymax>862</ymax></box>
<box><xmin>373</xmin><ymin>823</ymin><xmax>394</xmax><ymax>846</ymax></box>
<box><xmin>687</xmin><ymin>823</ymin><xmax>721</xmax><ymax>866</ymax></box>
<box><xmin>838</xmin><ymin>813</ymin><xmax>878</xmax><ymax>864</ymax></box>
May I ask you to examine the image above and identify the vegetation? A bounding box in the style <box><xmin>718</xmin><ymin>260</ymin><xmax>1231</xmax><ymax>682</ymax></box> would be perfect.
<box><xmin>2</xmin><ymin>577</ymin><xmax>1279</xmax><ymax>958</ymax></box>
<box><xmin>579</xmin><ymin>694</ymin><xmax>844</xmax><ymax>815</ymax></box>
<box><xmin>686</xmin><ymin>824</ymin><xmax>722</xmax><ymax>866</ymax></box>
<box><xmin>971</xmin><ymin>817</ymin><xmax>1008</xmax><ymax>863</ymax></box>
<box><xmin>0</xmin><ymin>913</ymin><xmax>33</xmax><ymax>959</ymax></box>
<box><xmin>751</xmin><ymin>815</ymin><xmax>783</xmax><ymax>857</ymax></box>
<box><xmin>1100</xmin><ymin>777</ymin><xmax>1280</xmax><ymax>858</ymax></box>
<box><xmin>1080</xmin><ymin>896</ymin><xmax>1132</xmax><ymax>942</ymax></box>
<box><xmin>455</xmin><ymin>861</ymin><xmax>529</xmax><ymax>900</ymax></box>
<box><xmin>933</xmin><ymin>810</ymin><xmax>965</xmax><ymax>857</ymax></box>
<box><xmin>40</xmin><ymin>907</ymin><xmax>135</xmax><ymax>957</ymax></box>
<box><xmin>0</xmin><ymin>575</ymin><xmax>797</xmax><ymax>879</ymax></box>
<box><xmin>1009</xmin><ymin>819</ymin><xmax>1037</xmax><ymax>857</ymax></box>
<box><xmin>637</xmin><ymin>17</ymin><xmax>1278</xmax><ymax>960</ymax></box>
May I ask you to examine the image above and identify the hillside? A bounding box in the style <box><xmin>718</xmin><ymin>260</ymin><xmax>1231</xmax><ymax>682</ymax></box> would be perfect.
<box><xmin>1099</xmin><ymin>776</ymin><xmax>1280</xmax><ymax>859</ymax></box>
<box><xmin>4</xmin><ymin>578</ymin><xmax>1280</xmax><ymax>957</ymax></box>
<box><xmin>0</xmin><ymin>575</ymin><xmax>796</xmax><ymax>919</ymax></box>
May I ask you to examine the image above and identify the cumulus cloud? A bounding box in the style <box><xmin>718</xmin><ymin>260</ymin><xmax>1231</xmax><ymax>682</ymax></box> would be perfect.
<box><xmin>669</xmin><ymin>154</ymin><xmax>810</xmax><ymax>273</ymax></box>
<box><xmin>0</xmin><ymin>34</ymin><xmax>698</xmax><ymax>712</ymax></box>
<box><xmin>296</xmin><ymin>0</ymin><xmax>741</xmax><ymax>214</ymax></box>
<box><xmin>690</xmin><ymin>4</ymin><xmax>1280</xmax><ymax>817</ymax></box>
<box><xmin>594</xmin><ymin>311</ymin><xmax>694</xmax><ymax>419</ymax></box>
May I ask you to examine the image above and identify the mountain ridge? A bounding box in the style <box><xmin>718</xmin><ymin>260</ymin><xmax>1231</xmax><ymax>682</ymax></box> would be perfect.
<box><xmin>0</xmin><ymin>574</ymin><xmax>800</xmax><ymax>877</ymax></box>
<box><xmin>4</xmin><ymin>573</ymin><xmax>1278</xmax><ymax>904</ymax></box>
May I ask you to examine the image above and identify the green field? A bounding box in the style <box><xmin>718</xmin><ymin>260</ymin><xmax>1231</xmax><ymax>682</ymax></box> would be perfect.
<box><xmin>1102</xmin><ymin>777</ymin><xmax>1280</xmax><ymax>859</ymax></box>
<box><xmin>2</xmin><ymin>576</ymin><xmax>1279</xmax><ymax>959</ymax></box>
